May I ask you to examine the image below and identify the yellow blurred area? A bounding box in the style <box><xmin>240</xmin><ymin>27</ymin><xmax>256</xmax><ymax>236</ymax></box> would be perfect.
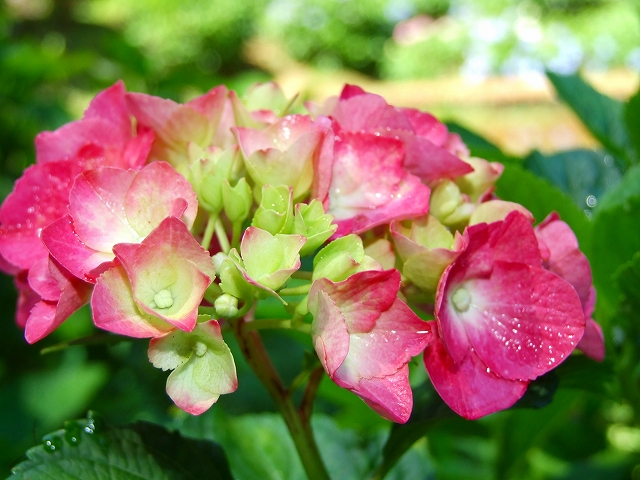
<box><xmin>245</xmin><ymin>37</ymin><xmax>639</xmax><ymax>157</ymax></box>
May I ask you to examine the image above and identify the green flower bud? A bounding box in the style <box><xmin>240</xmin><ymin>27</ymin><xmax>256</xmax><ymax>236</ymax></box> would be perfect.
<box><xmin>188</xmin><ymin>145</ymin><xmax>242</xmax><ymax>214</ymax></box>
<box><xmin>214</xmin><ymin>293</ymin><xmax>239</xmax><ymax>318</ymax></box>
<box><xmin>214</xmin><ymin>252</ymin><xmax>255</xmax><ymax>302</ymax></box>
<box><xmin>293</xmin><ymin>199</ymin><xmax>337</xmax><ymax>256</ymax></box>
<box><xmin>430</xmin><ymin>180</ymin><xmax>463</xmax><ymax>221</ymax></box>
<box><xmin>252</xmin><ymin>185</ymin><xmax>294</xmax><ymax>235</ymax></box>
<box><xmin>222</xmin><ymin>177</ymin><xmax>252</xmax><ymax>223</ymax></box>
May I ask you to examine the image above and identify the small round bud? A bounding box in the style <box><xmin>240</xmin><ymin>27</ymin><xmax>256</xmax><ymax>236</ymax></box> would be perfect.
<box><xmin>215</xmin><ymin>293</ymin><xmax>239</xmax><ymax>317</ymax></box>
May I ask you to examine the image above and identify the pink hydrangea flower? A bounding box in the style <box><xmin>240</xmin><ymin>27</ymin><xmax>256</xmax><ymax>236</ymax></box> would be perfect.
<box><xmin>127</xmin><ymin>85</ymin><xmax>274</xmax><ymax>168</ymax></box>
<box><xmin>308</xmin><ymin>269</ymin><xmax>433</xmax><ymax>423</ymax></box>
<box><xmin>326</xmin><ymin>85</ymin><xmax>473</xmax><ymax>184</ymax></box>
<box><xmin>0</xmin><ymin>81</ymin><xmax>152</xmax><ymax>274</ymax></box>
<box><xmin>424</xmin><ymin>211</ymin><xmax>586</xmax><ymax>419</ymax></box>
<box><xmin>323</xmin><ymin>122</ymin><xmax>431</xmax><ymax>237</ymax></box>
<box><xmin>234</xmin><ymin>114</ymin><xmax>333</xmax><ymax>201</ymax></box>
<box><xmin>35</xmin><ymin>81</ymin><xmax>153</xmax><ymax>168</ymax></box>
<box><xmin>535</xmin><ymin>212</ymin><xmax>604</xmax><ymax>361</ymax></box>
<box><xmin>91</xmin><ymin>217</ymin><xmax>215</xmax><ymax>338</ymax></box>
<box><xmin>16</xmin><ymin>257</ymin><xmax>92</xmax><ymax>343</ymax></box>
<box><xmin>42</xmin><ymin>162</ymin><xmax>197</xmax><ymax>283</ymax></box>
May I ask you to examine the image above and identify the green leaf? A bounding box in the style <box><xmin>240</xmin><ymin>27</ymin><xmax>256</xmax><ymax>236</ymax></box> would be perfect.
<box><xmin>446</xmin><ymin>122</ymin><xmax>521</xmax><ymax>164</ymax></box>
<box><xmin>9</xmin><ymin>412</ymin><xmax>234</xmax><ymax>480</ymax></box>
<box><xmin>553</xmin><ymin>355</ymin><xmax>615</xmax><ymax>396</ymax></box>
<box><xmin>614</xmin><ymin>251</ymin><xmax>640</xmax><ymax>313</ymax></box>
<box><xmin>174</xmin><ymin>409</ymin><xmax>416</xmax><ymax>480</ymax></box>
<box><xmin>373</xmin><ymin>381</ymin><xmax>454</xmax><ymax>480</ymax></box>
<box><xmin>495</xmin><ymin>163</ymin><xmax>593</xmax><ymax>254</ymax></box>
<box><xmin>512</xmin><ymin>370</ymin><xmax>559</xmax><ymax>410</ymax></box>
<box><xmin>624</xmin><ymin>87</ymin><xmax>640</xmax><ymax>161</ymax></box>
<box><xmin>546</xmin><ymin>71</ymin><xmax>636</xmax><ymax>169</ymax></box>
<box><xmin>524</xmin><ymin>149</ymin><xmax>621</xmax><ymax>210</ymax></box>
<box><xmin>591</xmin><ymin>164</ymin><xmax>640</xmax><ymax>313</ymax></box>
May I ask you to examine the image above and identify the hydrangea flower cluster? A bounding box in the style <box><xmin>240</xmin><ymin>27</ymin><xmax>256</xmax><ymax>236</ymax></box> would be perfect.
<box><xmin>0</xmin><ymin>81</ymin><xmax>604</xmax><ymax>421</ymax></box>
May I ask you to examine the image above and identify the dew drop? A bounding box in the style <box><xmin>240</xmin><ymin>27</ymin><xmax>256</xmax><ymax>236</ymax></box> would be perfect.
<box><xmin>64</xmin><ymin>421</ymin><xmax>82</xmax><ymax>446</ymax></box>
<box><xmin>43</xmin><ymin>435</ymin><xmax>62</xmax><ymax>453</ymax></box>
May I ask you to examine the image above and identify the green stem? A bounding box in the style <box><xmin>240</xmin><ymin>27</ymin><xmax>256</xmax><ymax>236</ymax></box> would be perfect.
<box><xmin>198</xmin><ymin>306</ymin><xmax>216</xmax><ymax>316</ymax></box>
<box><xmin>230</xmin><ymin>317</ymin><xmax>331</xmax><ymax>480</ymax></box>
<box><xmin>231</xmin><ymin>221</ymin><xmax>242</xmax><ymax>251</ymax></box>
<box><xmin>300</xmin><ymin>367</ymin><xmax>324</xmax><ymax>423</ymax></box>
<box><xmin>291</xmin><ymin>271</ymin><xmax>313</xmax><ymax>280</ymax></box>
<box><xmin>279</xmin><ymin>283</ymin><xmax>312</xmax><ymax>296</ymax></box>
<box><xmin>200</xmin><ymin>213</ymin><xmax>218</xmax><ymax>251</ymax></box>
<box><xmin>215</xmin><ymin>219</ymin><xmax>231</xmax><ymax>254</ymax></box>
<box><xmin>243</xmin><ymin>318</ymin><xmax>291</xmax><ymax>331</ymax></box>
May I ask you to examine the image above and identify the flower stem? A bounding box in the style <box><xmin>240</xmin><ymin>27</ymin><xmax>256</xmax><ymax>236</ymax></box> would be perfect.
<box><xmin>291</xmin><ymin>270</ymin><xmax>313</xmax><ymax>280</ymax></box>
<box><xmin>279</xmin><ymin>283</ymin><xmax>312</xmax><ymax>297</ymax></box>
<box><xmin>200</xmin><ymin>213</ymin><xmax>218</xmax><ymax>251</ymax></box>
<box><xmin>215</xmin><ymin>219</ymin><xmax>231</xmax><ymax>254</ymax></box>
<box><xmin>230</xmin><ymin>316</ymin><xmax>331</xmax><ymax>480</ymax></box>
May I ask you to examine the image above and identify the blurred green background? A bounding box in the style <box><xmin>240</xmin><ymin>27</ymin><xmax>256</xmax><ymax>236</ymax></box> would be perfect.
<box><xmin>2</xmin><ymin>0</ymin><xmax>640</xmax><ymax>479</ymax></box>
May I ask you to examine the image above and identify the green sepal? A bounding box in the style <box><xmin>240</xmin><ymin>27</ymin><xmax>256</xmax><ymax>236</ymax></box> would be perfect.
<box><xmin>252</xmin><ymin>184</ymin><xmax>294</xmax><ymax>235</ymax></box>
<box><xmin>294</xmin><ymin>199</ymin><xmax>338</xmax><ymax>256</ymax></box>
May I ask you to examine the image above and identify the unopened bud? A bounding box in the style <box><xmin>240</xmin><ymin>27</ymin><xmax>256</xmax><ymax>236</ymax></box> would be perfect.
<box><xmin>215</xmin><ymin>294</ymin><xmax>239</xmax><ymax>318</ymax></box>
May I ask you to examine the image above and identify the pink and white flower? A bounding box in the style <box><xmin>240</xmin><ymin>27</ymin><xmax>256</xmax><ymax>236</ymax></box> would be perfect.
<box><xmin>91</xmin><ymin>217</ymin><xmax>215</xmax><ymax>338</ymax></box>
<box><xmin>148</xmin><ymin>320</ymin><xmax>238</xmax><ymax>415</ymax></box>
<box><xmin>323</xmin><ymin>123</ymin><xmax>431</xmax><ymax>237</ymax></box>
<box><xmin>308</xmin><ymin>269</ymin><xmax>433</xmax><ymax>423</ymax></box>
<box><xmin>424</xmin><ymin>211</ymin><xmax>586</xmax><ymax>418</ymax></box>
<box><xmin>42</xmin><ymin>162</ymin><xmax>197</xmax><ymax>283</ymax></box>
<box><xmin>535</xmin><ymin>212</ymin><xmax>604</xmax><ymax>361</ymax></box>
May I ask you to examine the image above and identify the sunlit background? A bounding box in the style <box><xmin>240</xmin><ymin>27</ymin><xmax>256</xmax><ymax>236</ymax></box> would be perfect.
<box><xmin>1</xmin><ymin>0</ymin><xmax>640</xmax><ymax>478</ymax></box>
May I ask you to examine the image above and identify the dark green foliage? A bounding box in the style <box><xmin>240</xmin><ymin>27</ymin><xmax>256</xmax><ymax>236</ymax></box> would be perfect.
<box><xmin>547</xmin><ymin>72</ymin><xmax>637</xmax><ymax>169</ymax></box>
<box><xmin>9</xmin><ymin>412</ymin><xmax>234</xmax><ymax>480</ymax></box>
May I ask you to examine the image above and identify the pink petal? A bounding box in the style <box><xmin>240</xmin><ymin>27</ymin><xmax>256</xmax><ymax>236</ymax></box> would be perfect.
<box><xmin>124</xmin><ymin>162</ymin><xmax>197</xmax><ymax>236</ymax></box>
<box><xmin>135</xmin><ymin>216</ymin><xmax>216</xmax><ymax>279</ymax></box>
<box><xmin>401</xmin><ymin>134</ymin><xmax>474</xmax><ymax>184</ymax></box>
<box><xmin>69</xmin><ymin>168</ymin><xmax>140</xmax><ymax>251</ymax></box>
<box><xmin>577</xmin><ymin>317</ymin><xmax>605</xmax><ymax>362</ymax></box>
<box><xmin>122</xmin><ymin>126</ymin><xmax>155</xmax><ymax>169</ymax></box>
<box><xmin>328</xmin><ymin>129</ymin><xmax>431</xmax><ymax>236</ymax></box>
<box><xmin>399</xmin><ymin>108</ymin><xmax>449</xmax><ymax>145</ymax></box>
<box><xmin>27</xmin><ymin>257</ymin><xmax>61</xmax><ymax>301</ymax></box>
<box><xmin>0</xmin><ymin>160</ymin><xmax>87</xmax><ymax>271</ymax></box>
<box><xmin>83</xmin><ymin>80</ymin><xmax>131</xmax><ymax>140</ymax></box>
<box><xmin>126</xmin><ymin>86</ymin><xmax>228</xmax><ymax>164</ymax></box>
<box><xmin>339</xmin><ymin>84</ymin><xmax>366</xmax><ymax>99</ymax></box>
<box><xmin>350</xmin><ymin>365</ymin><xmax>415</xmax><ymax>423</ymax></box>
<box><xmin>443</xmin><ymin>262</ymin><xmax>585</xmax><ymax>381</ymax></box>
<box><xmin>92</xmin><ymin>264</ymin><xmax>174</xmax><ymax>338</ymax></box>
<box><xmin>424</xmin><ymin>330</ymin><xmax>528</xmax><ymax>420</ymax></box>
<box><xmin>42</xmin><ymin>215</ymin><xmax>112</xmax><ymax>283</ymax></box>
<box><xmin>310</xmin><ymin>270</ymin><xmax>401</xmax><ymax>333</ymax></box>
<box><xmin>24</xmin><ymin>258</ymin><xmax>92</xmax><ymax>343</ymax></box>
<box><xmin>334</xmin><ymin>297</ymin><xmax>432</xmax><ymax>381</ymax></box>
<box><xmin>114</xmin><ymin>240</ymin><xmax>207</xmax><ymax>331</ymax></box>
<box><xmin>535</xmin><ymin>213</ymin><xmax>592</xmax><ymax>307</ymax></box>
<box><xmin>113</xmin><ymin>218</ymin><xmax>213</xmax><ymax>329</ymax></box>
<box><xmin>15</xmin><ymin>271</ymin><xmax>39</xmax><ymax>328</ymax></box>
<box><xmin>309</xmin><ymin>288</ymin><xmax>350</xmax><ymax>376</ymax></box>
<box><xmin>35</xmin><ymin>82</ymin><xmax>133</xmax><ymax>164</ymax></box>
<box><xmin>331</xmin><ymin>92</ymin><xmax>412</xmax><ymax>132</ymax></box>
